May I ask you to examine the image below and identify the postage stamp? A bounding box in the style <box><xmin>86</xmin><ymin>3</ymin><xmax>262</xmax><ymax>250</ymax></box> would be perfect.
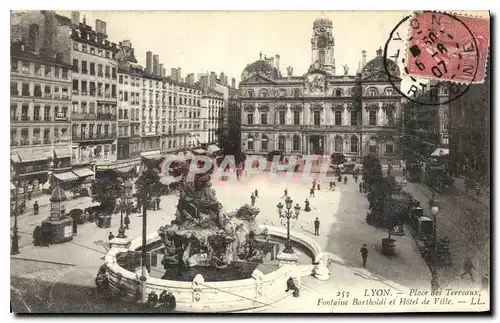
<box><xmin>404</xmin><ymin>11</ymin><xmax>490</xmax><ymax>84</ymax></box>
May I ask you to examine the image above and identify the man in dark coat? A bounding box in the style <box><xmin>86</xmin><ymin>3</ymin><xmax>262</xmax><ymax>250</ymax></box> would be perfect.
<box><xmin>124</xmin><ymin>214</ymin><xmax>130</xmax><ymax>230</ymax></box>
<box><xmin>250</xmin><ymin>193</ymin><xmax>256</xmax><ymax>206</ymax></box>
<box><xmin>108</xmin><ymin>232</ymin><xmax>115</xmax><ymax>241</ymax></box>
<box><xmin>33</xmin><ymin>201</ymin><xmax>39</xmax><ymax>215</ymax></box>
<box><xmin>360</xmin><ymin>244</ymin><xmax>368</xmax><ymax>268</ymax></box>
<box><xmin>309</xmin><ymin>187</ymin><xmax>315</xmax><ymax>198</ymax></box>
<box><xmin>314</xmin><ymin>217</ymin><xmax>320</xmax><ymax>236</ymax></box>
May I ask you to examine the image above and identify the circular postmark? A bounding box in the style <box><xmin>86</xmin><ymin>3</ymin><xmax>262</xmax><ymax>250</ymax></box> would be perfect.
<box><xmin>383</xmin><ymin>11</ymin><xmax>480</xmax><ymax>105</ymax></box>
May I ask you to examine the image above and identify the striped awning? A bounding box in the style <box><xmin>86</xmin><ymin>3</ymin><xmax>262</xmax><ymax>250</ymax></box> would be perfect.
<box><xmin>10</xmin><ymin>153</ymin><xmax>21</xmax><ymax>164</ymax></box>
<box><xmin>72</xmin><ymin>168</ymin><xmax>95</xmax><ymax>178</ymax></box>
<box><xmin>114</xmin><ymin>166</ymin><xmax>135</xmax><ymax>174</ymax></box>
<box><xmin>17</xmin><ymin>149</ymin><xmax>51</xmax><ymax>163</ymax></box>
<box><xmin>53</xmin><ymin>172</ymin><xmax>79</xmax><ymax>182</ymax></box>
<box><xmin>54</xmin><ymin>147</ymin><xmax>71</xmax><ymax>159</ymax></box>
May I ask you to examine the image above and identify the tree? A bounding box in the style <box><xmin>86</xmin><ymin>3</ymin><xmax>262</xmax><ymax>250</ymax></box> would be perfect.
<box><xmin>135</xmin><ymin>167</ymin><xmax>162</xmax><ymax>204</ymax></box>
<box><xmin>330</xmin><ymin>153</ymin><xmax>346</xmax><ymax>166</ymax></box>
<box><xmin>91</xmin><ymin>171</ymin><xmax>122</xmax><ymax>212</ymax></box>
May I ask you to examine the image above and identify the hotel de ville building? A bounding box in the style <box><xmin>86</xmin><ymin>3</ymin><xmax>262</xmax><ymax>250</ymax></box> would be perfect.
<box><xmin>239</xmin><ymin>17</ymin><xmax>403</xmax><ymax>163</ymax></box>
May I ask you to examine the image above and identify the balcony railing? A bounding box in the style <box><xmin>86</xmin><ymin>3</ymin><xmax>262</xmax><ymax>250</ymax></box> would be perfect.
<box><xmin>72</xmin><ymin>132</ymin><xmax>117</xmax><ymax>141</ymax></box>
<box><xmin>96</xmin><ymin>113</ymin><xmax>117</xmax><ymax>120</ymax></box>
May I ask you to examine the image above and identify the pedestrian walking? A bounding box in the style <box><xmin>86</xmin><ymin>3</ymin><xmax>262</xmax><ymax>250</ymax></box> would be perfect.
<box><xmin>282</xmin><ymin>188</ymin><xmax>288</xmax><ymax>199</ymax></box>
<box><xmin>156</xmin><ymin>196</ymin><xmax>161</xmax><ymax>210</ymax></box>
<box><xmin>360</xmin><ymin>244</ymin><xmax>368</xmax><ymax>267</ymax></box>
<box><xmin>359</xmin><ymin>182</ymin><xmax>363</xmax><ymax>193</ymax></box>
<box><xmin>304</xmin><ymin>198</ymin><xmax>311</xmax><ymax>212</ymax></box>
<box><xmin>33</xmin><ymin>201</ymin><xmax>39</xmax><ymax>215</ymax></box>
<box><xmin>314</xmin><ymin>217</ymin><xmax>320</xmax><ymax>236</ymax></box>
<box><xmin>312</xmin><ymin>179</ymin><xmax>317</xmax><ymax>189</ymax></box>
<box><xmin>250</xmin><ymin>193</ymin><xmax>256</xmax><ymax>206</ymax></box>
<box><xmin>461</xmin><ymin>258</ymin><xmax>476</xmax><ymax>281</ymax></box>
<box><xmin>309</xmin><ymin>187</ymin><xmax>315</xmax><ymax>198</ymax></box>
<box><xmin>124</xmin><ymin>214</ymin><xmax>130</xmax><ymax>230</ymax></box>
<box><xmin>337</xmin><ymin>174</ymin><xmax>342</xmax><ymax>183</ymax></box>
<box><xmin>108</xmin><ymin>232</ymin><xmax>115</xmax><ymax>241</ymax></box>
<box><xmin>254</xmin><ymin>189</ymin><xmax>259</xmax><ymax>198</ymax></box>
<box><xmin>344</xmin><ymin>176</ymin><xmax>348</xmax><ymax>184</ymax></box>
<box><xmin>317</xmin><ymin>183</ymin><xmax>320</xmax><ymax>191</ymax></box>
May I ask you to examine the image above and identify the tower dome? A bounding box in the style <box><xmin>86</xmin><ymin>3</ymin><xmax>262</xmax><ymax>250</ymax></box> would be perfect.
<box><xmin>241</xmin><ymin>57</ymin><xmax>280</xmax><ymax>81</ymax></box>
<box><xmin>50</xmin><ymin>185</ymin><xmax>67</xmax><ymax>202</ymax></box>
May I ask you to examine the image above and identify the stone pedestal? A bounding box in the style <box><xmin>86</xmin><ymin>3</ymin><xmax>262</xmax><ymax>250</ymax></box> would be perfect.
<box><xmin>110</xmin><ymin>237</ymin><xmax>131</xmax><ymax>249</ymax></box>
<box><xmin>42</xmin><ymin>217</ymin><xmax>73</xmax><ymax>244</ymax></box>
<box><xmin>276</xmin><ymin>250</ymin><xmax>299</xmax><ymax>266</ymax></box>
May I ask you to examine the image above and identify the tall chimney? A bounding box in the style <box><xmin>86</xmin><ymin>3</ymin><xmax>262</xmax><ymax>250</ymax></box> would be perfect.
<box><xmin>28</xmin><ymin>24</ymin><xmax>39</xmax><ymax>51</ymax></box>
<box><xmin>101</xmin><ymin>21</ymin><xmax>107</xmax><ymax>36</ymax></box>
<box><xmin>71</xmin><ymin>11</ymin><xmax>80</xmax><ymax>25</ymax></box>
<box><xmin>153</xmin><ymin>54</ymin><xmax>159</xmax><ymax>75</ymax></box>
<box><xmin>159</xmin><ymin>64</ymin><xmax>164</xmax><ymax>77</ymax></box>
<box><xmin>231</xmin><ymin>78</ymin><xmax>236</xmax><ymax>88</ymax></box>
<box><xmin>162</xmin><ymin>67</ymin><xmax>166</xmax><ymax>78</ymax></box>
<box><xmin>361</xmin><ymin>50</ymin><xmax>367</xmax><ymax>68</ymax></box>
<box><xmin>210</xmin><ymin>72</ymin><xmax>217</xmax><ymax>88</ymax></box>
<box><xmin>224</xmin><ymin>75</ymin><xmax>228</xmax><ymax>85</ymax></box>
<box><xmin>176</xmin><ymin>68</ymin><xmax>182</xmax><ymax>83</ymax></box>
<box><xmin>275</xmin><ymin>54</ymin><xmax>280</xmax><ymax>71</ymax></box>
<box><xmin>43</xmin><ymin>11</ymin><xmax>56</xmax><ymax>56</ymax></box>
<box><xmin>146</xmin><ymin>51</ymin><xmax>153</xmax><ymax>74</ymax></box>
<box><xmin>170</xmin><ymin>68</ymin><xmax>177</xmax><ymax>81</ymax></box>
<box><xmin>220</xmin><ymin>72</ymin><xmax>225</xmax><ymax>84</ymax></box>
<box><xmin>270</xmin><ymin>57</ymin><xmax>275</xmax><ymax>68</ymax></box>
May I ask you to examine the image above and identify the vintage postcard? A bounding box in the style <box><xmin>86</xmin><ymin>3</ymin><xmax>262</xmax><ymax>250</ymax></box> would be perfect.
<box><xmin>10</xmin><ymin>10</ymin><xmax>490</xmax><ymax>313</ymax></box>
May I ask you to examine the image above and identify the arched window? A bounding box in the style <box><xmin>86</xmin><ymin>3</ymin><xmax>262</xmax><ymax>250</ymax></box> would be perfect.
<box><xmin>335</xmin><ymin>136</ymin><xmax>343</xmax><ymax>153</ymax></box>
<box><xmin>259</xmin><ymin>88</ymin><xmax>269</xmax><ymax>98</ymax></box>
<box><xmin>384</xmin><ymin>87</ymin><xmax>394</xmax><ymax>96</ymax></box>
<box><xmin>278</xmin><ymin>89</ymin><xmax>287</xmax><ymax>97</ymax></box>
<box><xmin>350</xmin><ymin>136</ymin><xmax>358</xmax><ymax>153</ymax></box>
<box><xmin>292</xmin><ymin>135</ymin><xmax>301</xmax><ymax>151</ymax></box>
<box><xmin>261</xmin><ymin>135</ymin><xmax>268</xmax><ymax>151</ymax></box>
<box><xmin>335</xmin><ymin>89</ymin><xmax>343</xmax><ymax>97</ymax></box>
<box><xmin>367</xmin><ymin>87</ymin><xmax>378</xmax><ymax>96</ymax></box>
<box><xmin>247</xmin><ymin>89</ymin><xmax>254</xmax><ymax>97</ymax></box>
<box><xmin>278</xmin><ymin>136</ymin><xmax>286</xmax><ymax>151</ymax></box>
<box><xmin>293</xmin><ymin>89</ymin><xmax>302</xmax><ymax>98</ymax></box>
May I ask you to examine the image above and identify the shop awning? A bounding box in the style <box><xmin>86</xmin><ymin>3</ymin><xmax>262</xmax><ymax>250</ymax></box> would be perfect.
<box><xmin>142</xmin><ymin>154</ymin><xmax>164</xmax><ymax>161</ymax></box>
<box><xmin>430</xmin><ymin>148</ymin><xmax>449</xmax><ymax>157</ymax></box>
<box><xmin>54</xmin><ymin>147</ymin><xmax>71</xmax><ymax>159</ymax></box>
<box><xmin>17</xmin><ymin>150</ymin><xmax>51</xmax><ymax>163</ymax></box>
<box><xmin>72</xmin><ymin>168</ymin><xmax>95</xmax><ymax>178</ymax></box>
<box><xmin>53</xmin><ymin>171</ymin><xmax>79</xmax><ymax>182</ymax></box>
<box><xmin>10</xmin><ymin>153</ymin><xmax>21</xmax><ymax>164</ymax></box>
<box><xmin>207</xmin><ymin>144</ymin><xmax>221</xmax><ymax>155</ymax></box>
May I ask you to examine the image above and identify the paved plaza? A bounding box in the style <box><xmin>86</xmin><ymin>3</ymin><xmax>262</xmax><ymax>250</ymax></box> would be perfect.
<box><xmin>11</xmin><ymin>170</ymin><xmax>434</xmax><ymax>312</ymax></box>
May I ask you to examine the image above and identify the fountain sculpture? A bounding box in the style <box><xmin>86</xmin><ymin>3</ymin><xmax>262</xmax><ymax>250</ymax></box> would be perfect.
<box><xmin>158</xmin><ymin>162</ymin><xmax>266</xmax><ymax>269</ymax></box>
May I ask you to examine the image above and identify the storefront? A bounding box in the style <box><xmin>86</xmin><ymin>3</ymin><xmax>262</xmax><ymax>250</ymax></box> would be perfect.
<box><xmin>95</xmin><ymin>158</ymin><xmax>141</xmax><ymax>180</ymax></box>
<box><xmin>11</xmin><ymin>148</ymin><xmax>52</xmax><ymax>199</ymax></box>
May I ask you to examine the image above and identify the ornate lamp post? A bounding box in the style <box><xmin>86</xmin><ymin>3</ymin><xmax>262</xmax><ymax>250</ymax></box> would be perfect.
<box><xmin>11</xmin><ymin>181</ymin><xmax>20</xmax><ymax>255</ymax></box>
<box><xmin>117</xmin><ymin>180</ymin><xmax>133</xmax><ymax>239</ymax></box>
<box><xmin>277</xmin><ymin>196</ymin><xmax>301</xmax><ymax>254</ymax></box>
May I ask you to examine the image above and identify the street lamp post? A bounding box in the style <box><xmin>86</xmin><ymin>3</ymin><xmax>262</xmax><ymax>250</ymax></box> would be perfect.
<box><xmin>277</xmin><ymin>196</ymin><xmax>301</xmax><ymax>254</ymax></box>
<box><xmin>430</xmin><ymin>203</ymin><xmax>440</xmax><ymax>291</ymax></box>
<box><xmin>11</xmin><ymin>181</ymin><xmax>20</xmax><ymax>255</ymax></box>
<box><xmin>117</xmin><ymin>180</ymin><xmax>132</xmax><ymax>239</ymax></box>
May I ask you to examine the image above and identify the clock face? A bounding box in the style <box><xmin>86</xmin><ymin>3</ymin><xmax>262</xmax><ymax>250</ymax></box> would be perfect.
<box><xmin>317</xmin><ymin>36</ymin><xmax>327</xmax><ymax>49</ymax></box>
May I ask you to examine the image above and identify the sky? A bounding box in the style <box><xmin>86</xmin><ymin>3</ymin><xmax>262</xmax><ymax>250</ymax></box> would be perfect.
<box><xmin>57</xmin><ymin>11</ymin><xmax>417</xmax><ymax>83</ymax></box>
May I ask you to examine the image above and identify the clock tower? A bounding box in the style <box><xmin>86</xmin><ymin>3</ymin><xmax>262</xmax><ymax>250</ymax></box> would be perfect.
<box><xmin>311</xmin><ymin>17</ymin><xmax>335</xmax><ymax>74</ymax></box>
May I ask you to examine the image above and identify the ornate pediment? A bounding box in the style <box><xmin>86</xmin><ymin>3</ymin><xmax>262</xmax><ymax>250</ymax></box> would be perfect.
<box><xmin>382</xmin><ymin>103</ymin><xmax>397</xmax><ymax>110</ymax></box>
<box><xmin>290</xmin><ymin>104</ymin><xmax>302</xmax><ymax>111</ymax></box>
<box><xmin>243</xmin><ymin>104</ymin><xmax>256</xmax><ymax>111</ymax></box>
<box><xmin>306</xmin><ymin>73</ymin><xmax>326</xmax><ymax>94</ymax></box>
<box><xmin>258</xmin><ymin>104</ymin><xmax>270</xmax><ymax>111</ymax></box>
<box><xmin>331</xmin><ymin>104</ymin><xmax>344</xmax><ymax>111</ymax></box>
<box><xmin>240</xmin><ymin>73</ymin><xmax>275</xmax><ymax>85</ymax></box>
<box><xmin>276</xmin><ymin>104</ymin><xmax>288</xmax><ymax>110</ymax></box>
<box><xmin>309</xmin><ymin>103</ymin><xmax>324</xmax><ymax>110</ymax></box>
<box><xmin>345</xmin><ymin>103</ymin><xmax>356</xmax><ymax>111</ymax></box>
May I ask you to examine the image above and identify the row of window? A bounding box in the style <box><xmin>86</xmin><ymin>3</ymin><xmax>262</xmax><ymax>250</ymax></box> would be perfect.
<box><xmin>71</xmin><ymin>123</ymin><xmax>116</xmax><ymax>138</ymax></box>
<box><xmin>11</xmin><ymin>59</ymin><xmax>70</xmax><ymax>80</ymax></box>
<box><xmin>11</xmin><ymin>127</ymin><xmax>68</xmax><ymax>146</ymax></box>
<box><xmin>72</xmin><ymin>59</ymin><xmax>117</xmax><ymax>79</ymax></box>
<box><xmin>73</xmin><ymin>41</ymin><xmax>115</xmax><ymax>60</ymax></box>
<box><xmin>11</xmin><ymin>103</ymin><xmax>69</xmax><ymax>121</ymax></box>
<box><xmin>71</xmin><ymin>102</ymin><xmax>116</xmax><ymax>115</ymax></box>
<box><xmin>72</xmin><ymin>79</ymin><xmax>116</xmax><ymax>98</ymax></box>
<box><xmin>11</xmin><ymin>81</ymin><xmax>70</xmax><ymax>99</ymax></box>
<box><xmin>244</xmin><ymin>87</ymin><xmax>396</xmax><ymax>98</ymax></box>
<box><xmin>245</xmin><ymin>110</ymin><xmax>395</xmax><ymax>126</ymax></box>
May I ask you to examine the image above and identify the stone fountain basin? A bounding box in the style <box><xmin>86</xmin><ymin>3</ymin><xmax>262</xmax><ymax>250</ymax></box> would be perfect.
<box><xmin>104</xmin><ymin>225</ymin><xmax>329</xmax><ymax>312</ymax></box>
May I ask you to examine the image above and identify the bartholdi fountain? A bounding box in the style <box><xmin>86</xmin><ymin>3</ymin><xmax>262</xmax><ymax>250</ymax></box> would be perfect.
<box><xmin>102</xmin><ymin>160</ymin><xmax>331</xmax><ymax>312</ymax></box>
